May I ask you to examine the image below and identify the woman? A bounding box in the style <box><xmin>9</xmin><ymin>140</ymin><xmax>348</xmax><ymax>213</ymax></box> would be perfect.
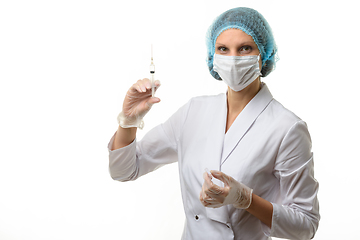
<box><xmin>108</xmin><ymin>7</ymin><xmax>320</xmax><ymax>240</ymax></box>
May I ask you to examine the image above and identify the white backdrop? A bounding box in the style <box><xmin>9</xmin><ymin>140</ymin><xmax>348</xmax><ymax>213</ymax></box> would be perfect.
<box><xmin>1</xmin><ymin>0</ymin><xmax>359</xmax><ymax>239</ymax></box>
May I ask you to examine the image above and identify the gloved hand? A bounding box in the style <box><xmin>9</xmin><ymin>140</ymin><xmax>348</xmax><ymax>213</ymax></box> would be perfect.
<box><xmin>117</xmin><ymin>78</ymin><xmax>161</xmax><ymax>129</ymax></box>
<box><xmin>199</xmin><ymin>170</ymin><xmax>253</xmax><ymax>209</ymax></box>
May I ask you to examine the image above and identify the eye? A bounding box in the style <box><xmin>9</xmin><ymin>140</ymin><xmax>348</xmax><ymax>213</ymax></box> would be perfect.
<box><xmin>217</xmin><ymin>46</ymin><xmax>228</xmax><ymax>53</ymax></box>
<box><xmin>239</xmin><ymin>46</ymin><xmax>252</xmax><ymax>54</ymax></box>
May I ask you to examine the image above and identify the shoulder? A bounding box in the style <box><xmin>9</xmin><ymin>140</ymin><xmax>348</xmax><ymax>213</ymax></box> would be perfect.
<box><xmin>186</xmin><ymin>93</ymin><xmax>226</xmax><ymax>111</ymax></box>
<box><xmin>259</xmin><ymin>97</ymin><xmax>312</xmax><ymax>151</ymax></box>
<box><xmin>167</xmin><ymin>93</ymin><xmax>226</xmax><ymax>127</ymax></box>
<box><xmin>264</xmin><ymin>98</ymin><xmax>304</xmax><ymax>130</ymax></box>
<box><xmin>189</xmin><ymin>93</ymin><xmax>225</xmax><ymax>104</ymax></box>
<box><xmin>265</xmin><ymin>100</ymin><xmax>313</xmax><ymax>165</ymax></box>
<box><xmin>254</xmin><ymin>83</ymin><xmax>304</xmax><ymax>131</ymax></box>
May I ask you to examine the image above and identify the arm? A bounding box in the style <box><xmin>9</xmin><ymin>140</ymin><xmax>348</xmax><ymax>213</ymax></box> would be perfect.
<box><xmin>246</xmin><ymin>193</ymin><xmax>273</xmax><ymax>228</ymax></box>
<box><xmin>270</xmin><ymin>121</ymin><xmax>320</xmax><ymax>239</ymax></box>
<box><xmin>108</xmin><ymin>78</ymin><xmax>160</xmax><ymax>181</ymax></box>
<box><xmin>108</xmin><ymin>88</ymin><xmax>192</xmax><ymax>182</ymax></box>
<box><xmin>111</xmin><ymin>78</ymin><xmax>160</xmax><ymax>151</ymax></box>
<box><xmin>111</xmin><ymin>126</ymin><xmax>137</xmax><ymax>150</ymax></box>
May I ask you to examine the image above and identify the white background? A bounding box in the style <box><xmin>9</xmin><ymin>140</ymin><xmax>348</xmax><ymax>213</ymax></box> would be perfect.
<box><xmin>0</xmin><ymin>0</ymin><xmax>359</xmax><ymax>239</ymax></box>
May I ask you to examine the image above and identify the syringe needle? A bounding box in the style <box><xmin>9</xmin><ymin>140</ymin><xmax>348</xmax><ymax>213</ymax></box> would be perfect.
<box><xmin>151</xmin><ymin>44</ymin><xmax>153</xmax><ymax>61</ymax></box>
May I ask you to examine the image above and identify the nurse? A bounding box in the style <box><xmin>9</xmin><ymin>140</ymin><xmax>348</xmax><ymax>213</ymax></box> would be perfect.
<box><xmin>108</xmin><ymin>7</ymin><xmax>320</xmax><ymax>240</ymax></box>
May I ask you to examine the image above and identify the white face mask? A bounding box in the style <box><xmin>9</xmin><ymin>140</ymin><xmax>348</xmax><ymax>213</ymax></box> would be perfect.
<box><xmin>213</xmin><ymin>54</ymin><xmax>261</xmax><ymax>92</ymax></box>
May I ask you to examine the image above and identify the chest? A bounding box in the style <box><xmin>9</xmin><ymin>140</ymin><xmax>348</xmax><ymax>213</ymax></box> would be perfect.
<box><xmin>179</xmin><ymin>113</ymin><xmax>280</xmax><ymax>190</ymax></box>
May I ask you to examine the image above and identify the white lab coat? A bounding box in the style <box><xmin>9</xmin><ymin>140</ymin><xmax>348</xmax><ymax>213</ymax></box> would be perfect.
<box><xmin>108</xmin><ymin>83</ymin><xmax>320</xmax><ymax>240</ymax></box>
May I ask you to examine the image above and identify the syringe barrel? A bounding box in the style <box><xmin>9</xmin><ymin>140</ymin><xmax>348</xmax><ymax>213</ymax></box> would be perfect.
<box><xmin>150</xmin><ymin>64</ymin><xmax>155</xmax><ymax>74</ymax></box>
<box><xmin>150</xmin><ymin>73</ymin><xmax>155</xmax><ymax>97</ymax></box>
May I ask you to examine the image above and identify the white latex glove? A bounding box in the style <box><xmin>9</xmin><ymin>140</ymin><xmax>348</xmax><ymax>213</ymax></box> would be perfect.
<box><xmin>199</xmin><ymin>170</ymin><xmax>253</xmax><ymax>209</ymax></box>
<box><xmin>117</xmin><ymin>78</ymin><xmax>160</xmax><ymax>129</ymax></box>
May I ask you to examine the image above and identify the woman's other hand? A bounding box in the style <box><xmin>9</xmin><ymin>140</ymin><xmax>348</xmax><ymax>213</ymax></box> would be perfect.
<box><xmin>199</xmin><ymin>170</ymin><xmax>253</xmax><ymax>209</ymax></box>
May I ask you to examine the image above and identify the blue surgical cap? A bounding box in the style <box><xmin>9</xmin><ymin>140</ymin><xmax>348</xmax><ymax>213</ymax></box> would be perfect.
<box><xmin>206</xmin><ymin>7</ymin><xmax>278</xmax><ymax>80</ymax></box>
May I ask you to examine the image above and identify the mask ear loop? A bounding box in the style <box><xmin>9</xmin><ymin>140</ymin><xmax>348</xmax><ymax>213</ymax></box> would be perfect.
<box><xmin>258</xmin><ymin>54</ymin><xmax>263</xmax><ymax>77</ymax></box>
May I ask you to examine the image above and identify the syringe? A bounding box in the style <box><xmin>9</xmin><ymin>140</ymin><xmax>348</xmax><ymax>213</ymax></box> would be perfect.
<box><xmin>150</xmin><ymin>44</ymin><xmax>155</xmax><ymax>97</ymax></box>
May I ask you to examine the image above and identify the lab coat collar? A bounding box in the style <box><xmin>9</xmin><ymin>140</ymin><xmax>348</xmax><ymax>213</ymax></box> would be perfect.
<box><xmin>221</xmin><ymin>83</ymin><xmax>273</xmax><ymax>165</ymax></box>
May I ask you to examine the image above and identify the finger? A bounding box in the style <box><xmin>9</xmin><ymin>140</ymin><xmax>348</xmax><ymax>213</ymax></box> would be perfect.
<box><xmin>132</xmin><ymin>83</ymin><xmax>146</xmax><ymax>93</ymax></box>
<box><xmin>202</xmin><ymin>191</ymin><xmax>219</xmax><ymax>204</ymax></box>
<box><xmin>203</xmin><ymin>171</ymin><xmax>214</xmax><ymax>189</ymax></box>
<box><xmin>200</xmin><ymin>191</ymin><xmax>213</xmax><ymax>206</ymax></box>
<box><xmin>205</xmin><ymin>184</ymin><xmax>224</xmax><ymax>197</ymax></box>
<box><xmin>143</xmin><ymin>78</ymin><xmax>152</xmax><ymax>90</ymax></box>
<box><xmin>202</xmin><ymin>171</ymin><xmax>224</xmax><ymax>199</ymax></box>
<box><xmin>145</xmin><ymin>97</ymin><xmax>161</xmax><ymax>110</ymax></box>
<box><xmin>202</xmin><ymin>195</ymin><xmax>223</xmax><ymax>207</ymax></box>
<box><xmin>201</xmin><ymin>185</ymin><xmax>215</xmax><ymax>203</ymax></box>
<box><xmin>154</xmin><ymin>80</ymin><xmax>161</xmax><ymax>88</ymax></box>
<box><xmin>130</xmin><ymin>81</ymin><xmax>142</xmax><ymax>93</ymax></box>
<box><xmin>139</xmin><ymin>82</ymin><xmax>147</xmax><ymax>92</ymax></box>
<box><xmin>203</xmin><ymin>196</ymin><xmax>219</xmax><ymax>204</ymax></box>
<box><xmin>147</xmin><ymin>97</ymin><xmax>161</xmax><ymax>104</ymax></box>
<box><xmin>203</xmin><ymin>170</ymin><xmax>213</xmax><ymax>180</ymax></box>
<box><xmin>200</xmin><ymin>185</ymin><xmax>207</xmax><ymax>200</ymax></box>
<box><xmin>200</xmin><ymin>191</ymin><xmax>224</xmax><ymax>208</ymax></box>
<box><xmin>206</xmin><ymin>187</ymin><xmax>226</xmax><ymax>201</ymax></box>
<box><xmin>203</xmin><ymin>173</ymin><xmax>223</xmax><ymax>195</ymax></box>
<box><xmin>211</xmin><ymin>170</ymin><xmax>232</xmax><ymax>186</ymax></box>
<box><xmin>136</xmin><ymin>79</ymin><xmax>149</xmax><ymax>92</ymax></box>
<box><xmin>131</xmin><ymin>79</ymin><xmax>159</xmax><ymax>94</ymax></box>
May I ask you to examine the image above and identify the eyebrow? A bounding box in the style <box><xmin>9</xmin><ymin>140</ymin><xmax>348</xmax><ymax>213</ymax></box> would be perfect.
<box><xmin>215</xmin><ymin>41</ymin><xmax>255</xmax><ymax>46</ymax></box>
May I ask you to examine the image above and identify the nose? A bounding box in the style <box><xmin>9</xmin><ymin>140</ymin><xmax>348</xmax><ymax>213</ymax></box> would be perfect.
<box><xmin>228</xmin><ymin>49</ymin><xmax>241</xmax><ymax>56</ymax></box>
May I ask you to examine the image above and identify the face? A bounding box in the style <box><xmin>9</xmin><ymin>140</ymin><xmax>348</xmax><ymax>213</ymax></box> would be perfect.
<box><xmin>215</xmin><ymin>28</ymin><xmax>262</xmax><ymax>67</ymax></box>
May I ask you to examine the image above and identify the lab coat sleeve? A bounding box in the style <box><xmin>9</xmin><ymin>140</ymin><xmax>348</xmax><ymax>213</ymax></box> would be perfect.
<box><xmin>266</xmin><ymin>120</ymin><xmax>320</xmax><ymax>240</ymax></box>
<box><xmin>108</xmin><ymin>100</ymin><xmax>191</xmax><ymax>182</ymax></box>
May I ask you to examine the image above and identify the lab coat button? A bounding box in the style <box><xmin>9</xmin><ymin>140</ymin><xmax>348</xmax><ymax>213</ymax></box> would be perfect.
<box><xmin>195</xmin><ymin>215</ymin><xmax>199</xmax><ymax>220</ymax></box>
